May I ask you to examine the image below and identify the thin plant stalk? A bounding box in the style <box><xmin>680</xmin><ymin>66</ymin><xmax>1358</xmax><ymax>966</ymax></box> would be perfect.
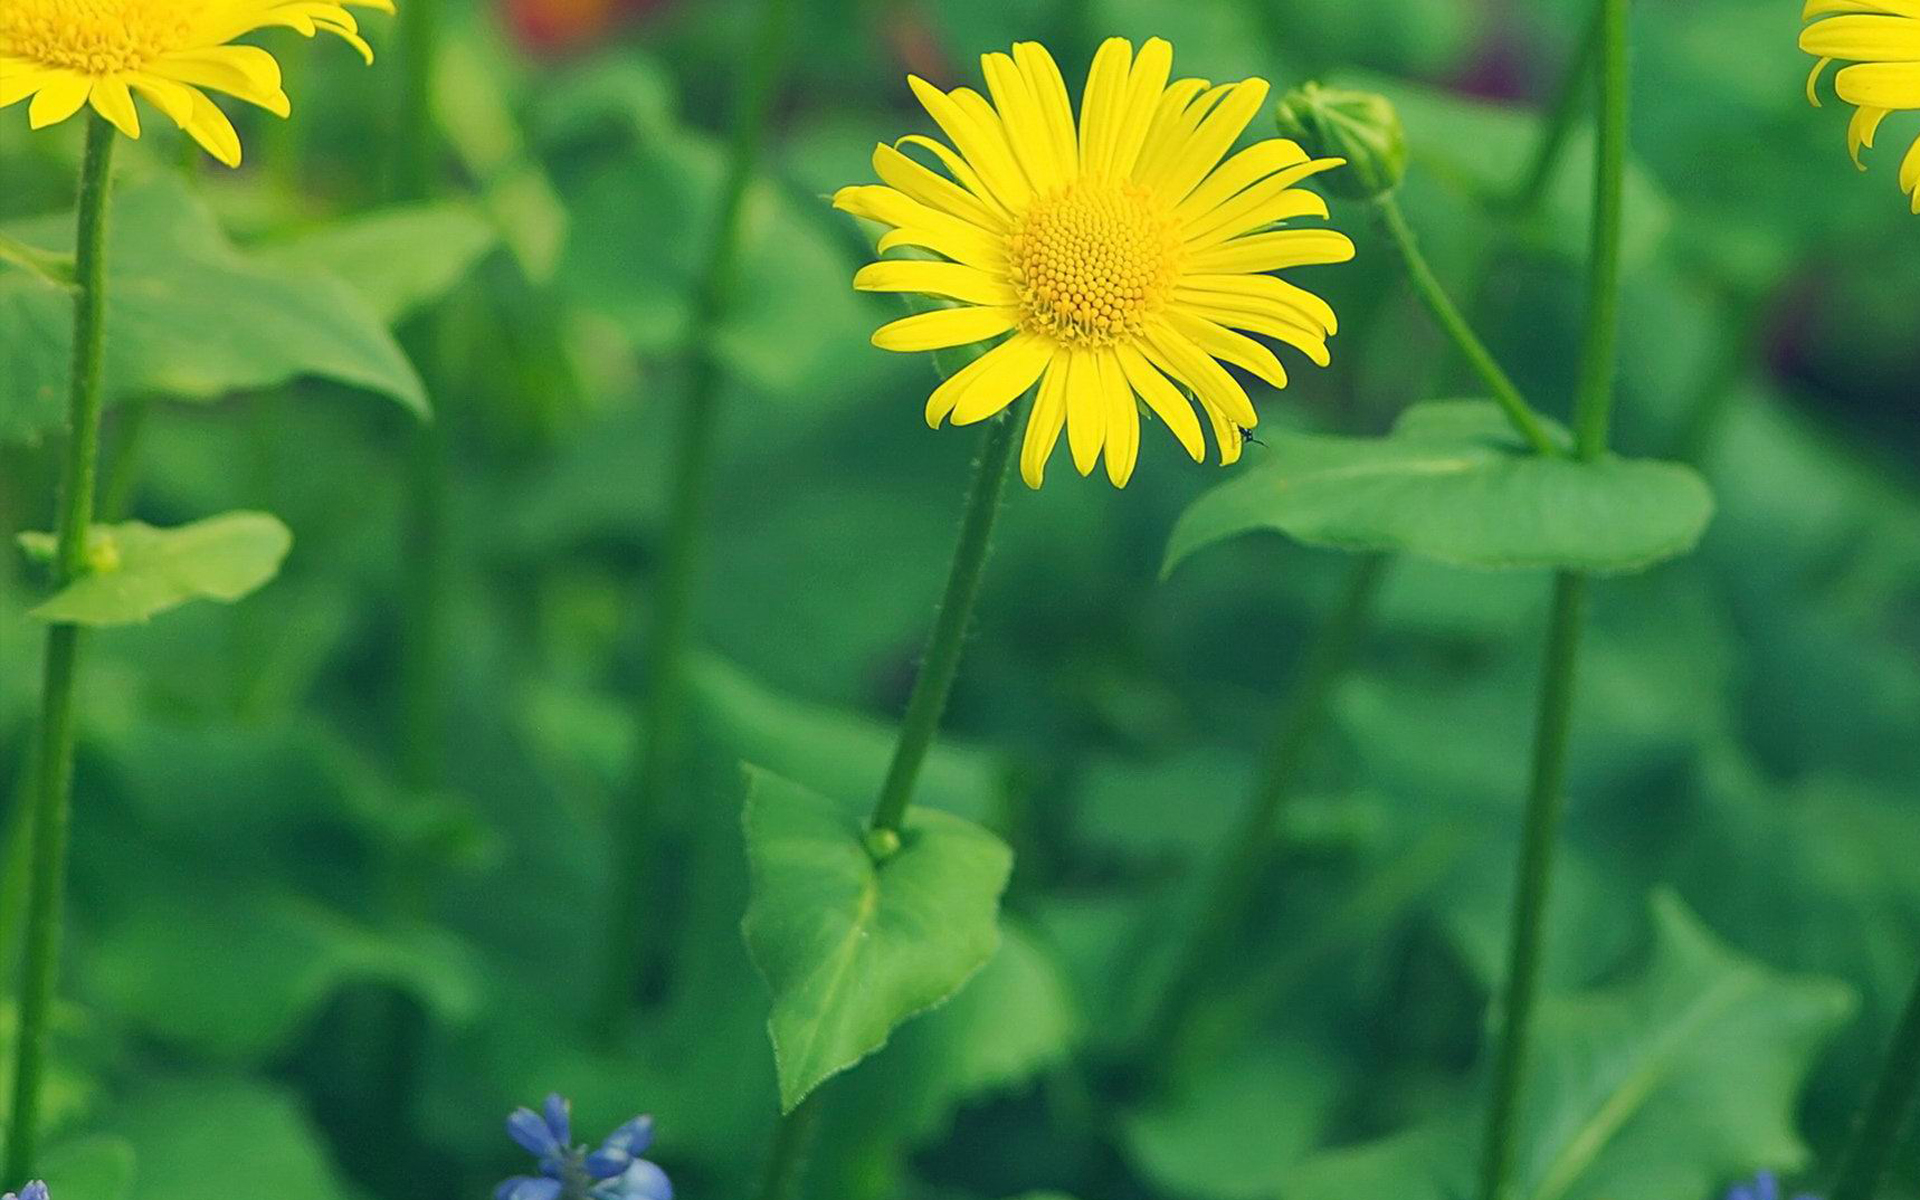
<box><xmin>1137</xmin><ymin>551</ymin><xmax>1391</xmax><ymax>1057</ymax></box>
<box><xmin>3</xmin><ymin>113</ymin><xmax>116</xmax><ymax>1190</ymax></box>
<box><xmin>596</xmin><ymin>0</ymin><xmax>793</xmax><ymax>1036</ymax></box>
<box><xmin>753</xmin><ymin>1095</ymin><xmax>822</xmax><ymax>1200</ymax></box>
<box><xmin>1374</xmin><ymin>194</ymin><xmax>1561</xmax><ymax>457</ymax></box>
<box><xmin>1477</xmin><ymin>1</ymin><xmax>1628</xmax><ymax>1197</ymax></box>
<box><xmin>1830</xmin><ymin>965</ymin><xmax>1920</xmax><ymax>1200</ymax></box>
<box><xmin>867</xmin><ymin>410</ymin><xmax>1021</xmax><ymax>839</ymax></box>
<box><xmin>1508</xmin><ymin>0</ymin><xmax>1605</xmax><ymax>215</ymax></box>
<box><xmin>395</xmin><ymin>0</ymin><xmax>447</xmax><ymax>795</ymax></box>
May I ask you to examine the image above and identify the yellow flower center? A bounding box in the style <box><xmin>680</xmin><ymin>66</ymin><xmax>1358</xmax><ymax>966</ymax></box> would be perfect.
<box><xmin>1008</xmin><ymin>179</ymin><xmax>1180</xmax><ymax>348</ymax></box>
<box><xmin>0</xmin><ymin>0</ymin><xmax>198</xmax><ymax>74</ymax></box>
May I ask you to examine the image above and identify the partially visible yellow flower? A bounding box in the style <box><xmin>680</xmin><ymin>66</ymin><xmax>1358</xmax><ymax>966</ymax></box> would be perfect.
<box><xmin>0</xmin><ymin>0</ymin><xmax>394</xmax><ymax>166</ymax></box>
<box><xmin>1801</xmin><ymin>0</ymin><xmax>1920</xmax><ymax>213</ymax></box>
<box><xmin>836</xmin><ymin>37</ymin><xmax>1353</xmax><ymax>489</ymax></box>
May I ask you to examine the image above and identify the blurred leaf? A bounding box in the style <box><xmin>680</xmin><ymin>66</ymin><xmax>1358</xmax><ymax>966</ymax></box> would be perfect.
<box><xmin>257</xmin><ymin>201</ymin><xmax>498</xmax><ymax>325</ymax></box>
<box><xmin>1286</xmin><ymin>892</ymin><xmax>1855</xmax><ymax>1200</ymax></box>
<box><xmin>85</xmin><ymin>888</ymin><xmax>481</xmax><ymax>1061</ymax></box>
<box><xmin>1123</xmin><ymin>1042</ymin><xmax>1339</xmax><ymax>1199</ymax></box>
<box><xmin>1353</xmin><ymin>73</ymin><xmax>1674</xmax><ymax>266</ymax></box>
<box><xmin>22</xmin><ymin>513</ymin><xmax>291</xmax><ymax>626</ymax></box>
<box><xmin>105</xmin><ymin>1076</ymin><xmax>357</xmax><ymax>1200</ymax></box>
<box><xmin>37</xmin><ymin>1136</ymin><xmax>136</xmax><ymax>1200</ymax></box>
<box><xmin>0</xmin><ymin>1002</ymin><xmax>99</xmax><ymax>1149</ymax></box>
<box><xmin>740</xmin><ymin>766</ymin><xmax>1013</xmax><ymax>1112</ymax></box>
<box><xmin>1165</xmin><ymin>402</ymin><xmax>1714</xmax><ymax>576</ymax></box>
<box><xmin>0</xmin><ymin>176</ymin><xmax>426</xmax><ymax>445</ymax></box>
<box><xmin>692</xmin><ymin>653</ymin><xmax>1004</xmax><ymax>823</ymax></box>
<box><xmin>436</xmin><ymin>31</ymin><xmax>569</xmax><ymax>282</ymax></box>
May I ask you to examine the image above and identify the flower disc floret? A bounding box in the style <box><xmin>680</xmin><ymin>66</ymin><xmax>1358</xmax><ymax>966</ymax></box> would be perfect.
<box><xmin>1011</xmin><ymin>181</ymin><xmax>1179</xmax><ymax>347</ymax></box>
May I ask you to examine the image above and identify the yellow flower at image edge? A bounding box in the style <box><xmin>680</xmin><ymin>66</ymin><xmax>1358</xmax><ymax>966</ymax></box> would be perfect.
<box><xmin>836</xmin><ymin>37</ymin><xmax>1354</xmax><ymax>489</ymax></box>
<box><xmin>0</xmin><ymin>0</ymin><xmax>393</xmax><ymax>166</ymax></box>
<box><xmin>1801</xmin><ymin>0</ymin><xmax>1920</xmax><ymax>212</ymax></box>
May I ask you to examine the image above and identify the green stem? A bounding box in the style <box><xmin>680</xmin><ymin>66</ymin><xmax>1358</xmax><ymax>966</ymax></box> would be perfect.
<box><xmin>596</xmin><ymin>0</ymin><xmax>792</xmax><ymax>1036</ymax></box>
<box><xmin>1375</xmin><ymin>195</ymin><xmax>1562</xmax><ymax>457</ymax></box>
<box><xmin>1138</xmin><ymin>552</ymin><xmax>1390</xmax><ymax>1056</ymax></box>
<box><xmin>867</xmin><ymin>411</ymin><xmax>1020</xmax><ymax>839</ymax></box>
<box><xmin>752</xmin><ymin>1095</ymin><xmax>822</xmax><ymax>1200</ymax></box>
<box><xmin>3</xmin><ymin>114</ymin><xmax>115</xmax><ymax>1190</ymax></box>
<box><xmin>1831</xmin><ymin>964</ymin><xmax>1920</xmax><ymax>1200</ymax></box>
<box><xmin>1474</xmin><ymin>570</ymin><xmax>1589</xmax><ymax>1200</ymax></box>
<box><xmin>1507</xmin><ymin>0</ymin><xmax>1604</xmax><ymax>215</ymax></box>
<box><xmin>393</xmin><ymin>0</ymin><xmax>442</xmax><ymax>202</ymax></box>
<box><xmin>1570</xmin><ymin>0</ymin><xmax>1629</xmax><ymax>463</ymax></box>
<box><xmin>1477</xmin><ymin>5</ymin><xmax>1626</xmax><ymax>1199</ymax></box>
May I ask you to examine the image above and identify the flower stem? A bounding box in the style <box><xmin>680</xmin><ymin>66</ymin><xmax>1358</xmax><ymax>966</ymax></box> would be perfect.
<box><xmin>1474</xmin><ymin>569</ymin><xmax>1589</xmax><ymax>1200</ymax></box>
<box><xmin>596</xmin><ymin>0</ymin><xmax>792</xmax><ymax>1036</ymax></box>
<box><xmin>1374</xmin><ymin>194</ymin><xmax>1562</xmax><ymax>457</ymax></box>
<box><xmin>1831</xmin><ymin>964</ymin><xmax>1920</xmax><ymax>1200</ymax></box>
<box><xmin>867</xmin><ymin>411</ymin><xmax>1020</xmax><ymax>840</ymax></box>
<box><xmin>3</xmin><ymin>113</ymin><xmax>115</xmax><ymax>1190</ymax></box>
<box><xmin>1137</xmin><ymin>551</ymin><xmax>1389</xmax><ymax>1057</ymax></box>
<box><xmin>752</xmin><ymin>1094</ymin><xmax>822</xmax><ymax>1200</ymax></box>
<box><xmin>1507</xmin><ymin>0</ymin><xmax>1604</xmax><ymax>216</ymax></box>
<box><xmin>1477</xmin><ymin>4</ymin><xmax>1626</xmax><ymax>1198</ymax></box>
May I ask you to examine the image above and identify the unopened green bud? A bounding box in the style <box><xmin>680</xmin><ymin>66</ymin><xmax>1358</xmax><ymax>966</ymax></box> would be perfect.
<box><xmin>1275</xmin><ymin>82</ymin><xmax>1408</xmax><ymax>201</ymax></box>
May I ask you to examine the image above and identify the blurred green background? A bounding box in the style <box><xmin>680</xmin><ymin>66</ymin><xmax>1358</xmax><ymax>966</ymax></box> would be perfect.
<box><xmin>2</xmin><ymin>1</ymin><xmax>1917</xmax><ymax>1198</ymax></box>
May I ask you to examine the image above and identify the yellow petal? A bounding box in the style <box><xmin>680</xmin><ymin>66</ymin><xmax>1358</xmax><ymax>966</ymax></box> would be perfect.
<box><xmin>88</xmin><ymin>76</ymin><xmax>141</xmax><ymax>138</ymax></box>
<box><xmin>1115</xmin><ymin>341</ymin><xmax>1204</xmax><ymax>463</ymax></box>
<box><xmin>1020</xmin><ymin>355</ymin><xmax>1071</xmax><ymax>489</ymax></box>
<box><xmin>1834</xmin><ymin>60</ymin><xmax>1920</xmax><ymax>108</ymax></box>
<box><xmin>27</xmin><ymin>72</ymin><xmax>91</xmax><ymax>129</ymax></box>
<box><xmin>1013</xmin><ymin>42</ymin><xmax>1079</xmax><ymax>180</ymax></box>
<box><xmin>854</xmin><ymin>261</ymin><xmax>1016</xmax><ymax>306</ymax></box>
<box><xmin>1097</xmin><ymin>350</ymin><xmax>1140</xmax><ymax>487</ymax></box>
<box><xmin>981</xmin><ymin>51</ymin><xmax>1065</xmax><ymax>192</ymax></box>
<box><xmin>871</xmin><ymin>305</ymin><xmax>1018</xmax><ymax>353</ymax></box>
<box><xmin>1064</xmin><ymin>349</ymin><xmax>1106</xmax><ymax>476</ymax></box>
<box><xmin>1186</xmin><ymin>229</ymin><xmax>1358</xmax><ymax>274</ymax></box>
<box><xmin>950</xmin><ymin>332</ymin><xmax>1054</xmax><ymax>425</ymax></box>
<box><xmin>1079</xmin><ymin>38</ymin><xmax>1134</xmax><ymax>177</ymax></box>
<box><xmin>1108</xmin><ymin>38</ymin><xmax>1174</xmax><ymax>180</ymax></box>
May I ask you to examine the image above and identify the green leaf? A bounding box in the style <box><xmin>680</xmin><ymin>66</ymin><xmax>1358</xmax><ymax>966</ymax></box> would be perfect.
<box><xmin>37</xmin><ymin>1136</ymin><xmax>136</xmax><ymax>1200</ymax></box>
<box><xmin>84</xmin><ymin>887</ymin><xmax>481</xmax><ymax>1061</ymax></box>
<box><xmin>24</xmin><ymin>512</ymin><xmax>291</xmax><ymax>626</ymax></box>
<box><xmin>1165</xmin><ymin>402</ymin><xmax>1714</xmax><ymax>576</ymax></box>
<box><xmin>0</xmin><ymin>176</ymin><xmax>425</xmax><ymax>446</ymax></box>
<box><xmin>1123</xmin><ymin>1042</ymin><xmax>1340</xmax><ymax>1200</ymax></box>
<box><xmin>105</xmin><ymin>1076</ymin><xmax>357</xmax><ymax>1200</ymax></box>
<box><xmin>741</xmin><ymin>766</ymin><xmax>1013</xmax><ymax>1112</ymax></box>
<box><xmin>1285</xmin><ymin>892</ymin><xmax>1855</xmax><ymax>1200</ymax></box>
<box><xmin>257</xmin><ymin>201</ymin><xmax>497</xmax><ymax>326</ymax></box>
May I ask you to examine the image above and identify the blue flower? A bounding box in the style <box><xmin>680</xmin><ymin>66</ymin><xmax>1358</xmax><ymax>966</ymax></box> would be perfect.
<box><xmin>1726</xmin><ymin>1171</ymin><xmax>1821</xmax><ymax>1200</ymax></box>
<box><xmin>497</xmin><ymin>1094</ymin><xmax>671</xmax><ymax>1200</ymax></box>
<box><xmin>3</xmin><ymin>1183</ymin><xmax>50</xmax><ymax>1200</ymax></box>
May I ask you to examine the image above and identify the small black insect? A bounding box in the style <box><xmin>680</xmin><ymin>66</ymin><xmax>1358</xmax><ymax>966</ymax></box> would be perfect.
<box><xmin>1236</xmin><ymin>425</ymin><xmax>1265</xmax><ymax>448</ymax></box>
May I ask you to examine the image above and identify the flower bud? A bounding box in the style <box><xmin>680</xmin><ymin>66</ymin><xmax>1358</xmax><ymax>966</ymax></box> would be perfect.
<box><xmin>1275</xmin><ymin>82</ymin><xmax>1408</xmax><ymax>201</ymax></box>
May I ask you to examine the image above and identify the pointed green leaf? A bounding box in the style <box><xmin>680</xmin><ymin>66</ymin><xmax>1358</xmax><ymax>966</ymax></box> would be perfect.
<box><xmin>1286</xmin><ymin>892</ymin><xmax>1855</xmax><ymax>1200</ymax></box>
<box><xmin>1166</xmin><ymin>402</ymin><xmax>1713</xmax><ymax>577</ymax></box>
<box><xmin>24</xmin><ymin>512</ymin><xmax>291</xmax><ymax>626</ymax></box>
<box><xmin>257</xmin><ymin>201</ymin><xmax>497</xmax><ymax>326</ymax></box>
<box><xmin>741</xmin><ymin>766</ymin><xmax>1013</xmax><ymax>1112</ymax></box>
<box><xmin>0</xmin><ymin>176</ymin><xmax>426</xmax><ymax>446</ymax></box>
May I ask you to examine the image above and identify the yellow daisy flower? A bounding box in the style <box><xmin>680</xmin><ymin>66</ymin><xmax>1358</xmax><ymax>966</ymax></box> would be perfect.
<box><xmin>835</xmin><ymin>37</ymin><xmax>1353</xmax><ymax>489</ymax></box>
<box><xmin>1801</xmin><ymin>0</ymin><xmax>1920</xmax><ymax>212</ymax></box>
<box><xmin>0</xmin><ymin>0</ymin><xmax>393</xmax><ymax>167</ymax></box>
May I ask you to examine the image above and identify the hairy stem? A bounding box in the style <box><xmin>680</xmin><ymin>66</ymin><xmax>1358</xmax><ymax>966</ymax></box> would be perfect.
<box><xmin>868</xmin><ymin>411</ymin><xmax>1020</xmax><ymax>839</ymax></box>
<box><xmin>1477</xmin><ymin>3</ymin><xmax>1627</xmax><ymax>1197</ymax></box>
<box><xmin>1376</xmin><ymin>195</ymin><xmax>1561</xmax><ymax>456</ymax></box>
<box><xmin>4</xmin><ymin>114</ymin><xmax>115</xmax><ymax>1190</ymax></box>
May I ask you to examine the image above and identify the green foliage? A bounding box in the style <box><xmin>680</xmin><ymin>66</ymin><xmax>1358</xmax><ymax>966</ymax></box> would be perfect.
<box><xmin>257</xmin><ymin>202</ymin><xmax>498</xmax><ymax>326</ymax></box>
<box><xmin>20</xmin><ymin>513</ymin><xmax>291</xmax><ymax>625</ymax></box>
<box><xmin>1287</xmin><ymin>893</ymin><xmax>1855</xmax><ymax>1200</ymax></box>
<box><xmin>1165</xmin><ymin>402</ymin><xmax>1714</xmax><ymax>576</ymax></box>
<box><xmin>741</xmin><ymin>767</ymin><xmax>1014</xmax><ymax>1112</ymax></box>
<box><xmin>0</xmin><ymin>177</ymin><xmax>426</xmax><ymax>445</ymax></box>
